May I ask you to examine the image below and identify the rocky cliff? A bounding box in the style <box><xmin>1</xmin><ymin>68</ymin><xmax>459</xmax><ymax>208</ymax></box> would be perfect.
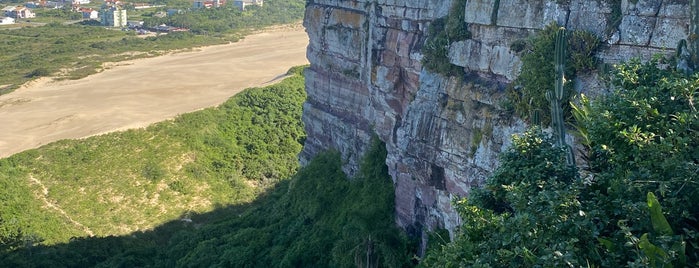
<box><xmin>301</xmin><ymin>0</ymin><xmax>689</xmax><ymax>242</ymax></box>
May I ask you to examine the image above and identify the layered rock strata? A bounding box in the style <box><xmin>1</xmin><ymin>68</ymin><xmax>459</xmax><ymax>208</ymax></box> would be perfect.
<box><xmin>301</xmin><ymin>0</ymin><xmax>689</xmax><ymax>243</ymax></box>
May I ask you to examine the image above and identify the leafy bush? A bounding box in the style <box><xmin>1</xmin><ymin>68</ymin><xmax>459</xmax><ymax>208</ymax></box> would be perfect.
<box><xmin>568</xmin><ymin>30</ymin><xmax>601</xmax><ymax>73</ymax></box>
<box><xmin>421</xmin><ymin>129</ymin><xmax>597</xmax><ymax>267</ymax></box>
<box><xmin>578</xmin><ymin>59</ymin><xmax>699</xmax><ymax>265</ymax></box>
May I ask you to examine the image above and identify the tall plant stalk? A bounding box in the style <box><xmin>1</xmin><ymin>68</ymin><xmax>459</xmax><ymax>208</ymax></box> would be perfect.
<box><xmin>690</xmin><ymin>0</ymin><xmax>699</xmax><ymax>70</ymax></box>
<box><xmin>546</xmin><ymin>27</ymin><xmax>575</xmax><ymax>166</ymax></box>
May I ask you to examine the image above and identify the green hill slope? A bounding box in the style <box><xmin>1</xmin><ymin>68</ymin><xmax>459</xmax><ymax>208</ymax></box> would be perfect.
<box><xmin>0</xmin><ymin>66</ymin><xmax>415</xmax><ymax>267</ymax></box>
<box><xmin>0</xmin><ymin>66</ymin><xmax>306</xmax><ymax>245</ymax></box>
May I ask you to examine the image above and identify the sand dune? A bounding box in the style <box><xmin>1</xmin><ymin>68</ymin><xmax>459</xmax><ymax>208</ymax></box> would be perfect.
<box><xmin>0</xmin><ymin>24</ymin><xmax>309</xmax><ymax>158</ymax></box>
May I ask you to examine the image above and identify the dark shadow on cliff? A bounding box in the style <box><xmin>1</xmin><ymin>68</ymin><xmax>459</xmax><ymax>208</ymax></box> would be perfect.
<box><xmin>0</xmin><ymin>141</ymin><xmax>418</xmax><ymax>268</ymax></box>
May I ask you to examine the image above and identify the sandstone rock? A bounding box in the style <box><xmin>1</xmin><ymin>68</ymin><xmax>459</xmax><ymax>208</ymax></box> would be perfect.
<box><xmin>464</xmin><ymin>0</ymin><xmax>496</xmax><ymax>25</ymax></box>
<box><xmin>567</xmin><ymin>0</ymin><xmax>611</xmax><ymax>37</ymax></box>
<box><xmin>619</xmin><ymin>15</ymin><xmax>657</xmax><ymax>45</ymax></box>
<box><xmin>496</xmin><ymin>0</ymin><xmax>566</xmax><ymax>29</ymax></box>
<box><xmin>651</xmin><ymin>17</ymin><xmax>689</xmax><ymax>48</ymax></box>
<box><xmin>302</xmin><ymin>0</ymin><xmax>691</xmax><ymax>248</ymax></box>
<box><xmin>622</xmin><ymin>0</ymin><xmax>663</xmax><ymax>16</ymax></box>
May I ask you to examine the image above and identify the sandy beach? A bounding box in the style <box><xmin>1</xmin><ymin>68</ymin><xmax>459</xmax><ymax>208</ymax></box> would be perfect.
<box><xmin>0</xmin><ymin>24</ymin><xmax>309</xmax><ymax>158</ymax></box>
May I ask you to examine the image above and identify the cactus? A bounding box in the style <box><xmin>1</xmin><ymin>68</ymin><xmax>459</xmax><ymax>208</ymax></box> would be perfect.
<box><xmin>547</xmin><ymin>27</ymin><xmax>575</xmax><ymax>166</ymax></box>
<box><xmin>679</xmin><ymin>0</ymin><xmax>699</xmax><ymax>72</ymax></box>
<box><xmin>690</xmin><ymin>0</ymin><xmax>699</xmax><ymax>70</ymax></box>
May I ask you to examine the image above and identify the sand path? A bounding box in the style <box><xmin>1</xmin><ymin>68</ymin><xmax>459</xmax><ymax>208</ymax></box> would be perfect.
<box><xmin>0</xmin><ymin>24</ymin><xmax>309</xmax><ymax>158</ymax></box>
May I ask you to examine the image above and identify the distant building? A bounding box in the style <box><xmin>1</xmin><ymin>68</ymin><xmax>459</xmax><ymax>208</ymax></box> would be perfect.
<box><xmin>72</xmin><ymin>0</ymin><xmax>90</xmax><ymax>5</ymax></box>
<box><xmin>44</xmin><ymin>1</ymin><xmax>65</xmax><ymax>9</ymax></box>
<box><xmin>2</xmin><ymin>6</ymin><xmax>36</xmax><ymax>19</ymax></box>
<box><xmin>78</xmin><ymin>7</ymin><xmax>98</xmax><ymax>19</ymax></box>
<box><xmin>126</xmin><ymin>20</ymin><xmax>143</xmax><ymax>29</ymax></box>
<box><xmin>0</xmin><ymin>16</ymin><xmax>15</xmax><ymax>24</ymax></box>
<box><xmin>132</xmin><ymin>3</ymin><xmax>165</xmax><ymax>9</ymax></box>
<box><xmin>232</xmin><ymin>0</ymin><xmax>262</xmax><ymax>11</ymax></box>
<box><xmin>166</xmin><ymin>9</ymin><xmax>183</xmax><ymax>16</ymax></box>
<box><xmin>193</xmin><ymin>0</ymin><xmax>225</xmax><ymax>9</ymax></box>
<box><xmin>100</xmin><ymin>7</ymin><xmax>126</xmax><ymax>27</ymax></box>
<box><xmin>25</xmin><ymin>2</ymin><xmax>41</xmax><ymax>8</ymax></box>
<box><xmin>103</xmin><ymin>0</ymin><xmax>123</xmax><ymax>7</ymax></box>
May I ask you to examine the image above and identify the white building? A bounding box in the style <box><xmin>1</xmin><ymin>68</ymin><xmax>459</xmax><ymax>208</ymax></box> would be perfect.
<box><xmin>3</xmin><ymin>6</ymin><xmax>36</xmax><ymax>19</ymax></box>
<box><xmin>0</xmin><ymin>16</ymin><xmax>15</xmax><ymax>24</ymax></box>
<box><xmin>79</xmin><ymin>8</ymin><xmax>98</xmax><ymax>19</ymax></box>
<box><xmin>100</xmin><ymin>7</ymin><xmax>126</xmax><ymax>27</ymax></box>
<box><xmin>232</xmin><ymin>0</ymin><xmax>262</xmax><ymax>11</ymax></box>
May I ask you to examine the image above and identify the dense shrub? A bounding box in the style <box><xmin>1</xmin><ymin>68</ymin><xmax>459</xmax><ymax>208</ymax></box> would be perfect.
<box><xmin>579</xmin><ymin>59</ymin><xmax>699</xmax><ymax>266</ymax></box>
<box><xmin>424</xmin><ymin>60</ymin><xmax>699</xmax><ymax>267</ymax></box>
<box><xmin>421</xmin><ymin>129</ymin><xmax>596</xmax><ymax>267</ymax></box>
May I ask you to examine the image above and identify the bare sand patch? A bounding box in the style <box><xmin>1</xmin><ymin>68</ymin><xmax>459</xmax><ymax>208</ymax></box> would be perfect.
<box><xmin>0</xmin><ymin>24</ymin><xmax>309</xmax><ymax>158</ymax></box>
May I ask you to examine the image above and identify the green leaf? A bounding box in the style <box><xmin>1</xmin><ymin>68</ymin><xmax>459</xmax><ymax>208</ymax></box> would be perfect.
<box><xmin>647</xmin><ymin>192</ymin><xmax>673</xmax><ymax>236</ymax></box>
<box><xmin>638</xmin><ymin>233</ymin><xmax>671</xmax><ymax>268</ymax></box>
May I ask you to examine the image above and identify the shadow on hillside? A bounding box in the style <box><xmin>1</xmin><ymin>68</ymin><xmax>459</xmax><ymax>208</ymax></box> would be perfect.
<box><xmin>2</xmin><ymin>146</ymin><xmax>417</xmax><ymax>267</ymax></box>
<box><xmin>0</xmin><ymin>181</ymin><xmax>287</xmax><ymax>267</ymax></box>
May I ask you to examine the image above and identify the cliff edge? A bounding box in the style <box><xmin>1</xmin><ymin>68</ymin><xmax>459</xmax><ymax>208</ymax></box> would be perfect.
<box><xmin>301</xmin><ymin>0</ymin><xmax>689</xmax><ymax>241</ymax></box>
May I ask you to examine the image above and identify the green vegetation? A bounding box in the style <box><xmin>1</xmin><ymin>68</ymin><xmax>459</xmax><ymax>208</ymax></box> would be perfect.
<box><xmin>0</xmin><ymin>0</ymin><xmax>305</xmax><ymax>94</ymax></box>
<box><xmin>423</xmin><ymin>60</ymin><xmax>699</xmax><ymax>266</ymax></box>
<box><xmin>0</xmin><ymin>131</ymin><xmax>414</xmax><ymax>267</ymax></box>
<box><xmin>421</xmin><ymin>129</ymin><xmax>588</xmax><ymax>267</ymax></box>
<box><xmin>0</xmin><ymin>66</ymin><xmax>306</xmax><ymax>247</ymax></box>
<box><xmin>548</xmin><ymin>27</ymin><xmax>575</xmax><ymax>165</ymax></box>
<box><xmin>421</xmin><ymin>0</ymin><xmax>469</xmax><ymax>77</ymax></box>
<box><xmin>506</xmin><ymin>23</ymin><xmax>601</xmax><ymax>124</ymax></box>
<box><xmin>0</xmin><ymin>67</ymin><xmax>414</xmax><ymax>267</ymax></box>
<box><xmin>144</xmin><ymin>0</ymin><xmax>306</xmax><ymax>34</ymax></box>
<box><xmin>606</xmin><ymin>0</ymin><xmax>623</xmax><ymax>35</ymax></box>
<box><xmin>32</xmin><ymin>7</ymin><xmax>84</xmax><ymax>22</ymax></box>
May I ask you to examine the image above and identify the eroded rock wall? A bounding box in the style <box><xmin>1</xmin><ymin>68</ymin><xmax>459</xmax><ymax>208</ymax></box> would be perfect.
<box><xmin>301</xmin><ymin>0</ymin><xmax>689</xmax><ymax>242</ymax></box>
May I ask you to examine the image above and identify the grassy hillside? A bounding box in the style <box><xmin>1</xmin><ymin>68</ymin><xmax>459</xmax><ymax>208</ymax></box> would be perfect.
<box><xmin>0</xmin><ymin>66</ymin><xmax>306</xmax><ymax>245</ymax></box>
<box><xmin>0</xmin><ymin>66</ymin><xmax>415</xmax><ymax>266</ymax></box>
<box><xmin>0</xmin><ymin>136</ymin><xmax>415</xmax><ymax>267</ymax></box>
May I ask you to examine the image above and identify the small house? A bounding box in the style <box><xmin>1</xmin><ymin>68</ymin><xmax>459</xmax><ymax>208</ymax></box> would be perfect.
<box><xmin>166</xmin><ymin>9</ymin><xmax>183</xmax><ymax>16</ymax></box>
<box><xmin>3</xmin><ymin>6</ymin><xmax>36</xmax><ymax>19</ymax></box>
<box><xmin>25</xmin><ymin>2</ymin><xmax>41</xmax><ymax>8</ymax></box>
<box><xmin>78</xmin><ymin>7</ymin><xmax>98</xmax><ymax>19</ymax></box>
<box><xmin>232</xmin><ymin>0</ymin><xmax>262</xmax><ymax>11</ymax></box>
<box><xmin>44</xmin><ymin>1</ymin><xmax>65</xmax><ymax>8</ymax></box>
<box><xmin>0</xmin><ymin>16</ymin><xmax>15</xmax><ymax>25</ymax></box>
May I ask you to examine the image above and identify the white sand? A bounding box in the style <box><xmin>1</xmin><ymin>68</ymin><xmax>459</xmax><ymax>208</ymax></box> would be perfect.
<box><xmin>0</xmin><ymin>24</ymin><xmax>309</xmax><ymax>158</ymax></box>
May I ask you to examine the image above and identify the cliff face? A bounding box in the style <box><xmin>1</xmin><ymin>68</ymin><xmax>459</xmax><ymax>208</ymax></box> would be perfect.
<box><xmin>301</xmin><ymin>0</ymin><xmax>689</xmax><ymax>239</ymax></box>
